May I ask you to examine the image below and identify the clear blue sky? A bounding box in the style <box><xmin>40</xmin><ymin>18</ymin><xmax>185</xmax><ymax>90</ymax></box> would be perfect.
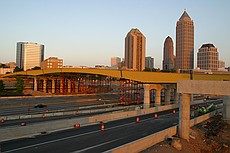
<box><xmin>0</xmin><ymin>0</ymin><xmax>229</xmax><ymax>68</ymax></box>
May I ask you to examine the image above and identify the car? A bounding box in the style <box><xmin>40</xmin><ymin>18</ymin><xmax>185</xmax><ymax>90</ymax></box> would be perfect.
<box><xmin>34</xmin><ymin>103</ymin><xmax>47</xmax><ymax>108</ymax></box>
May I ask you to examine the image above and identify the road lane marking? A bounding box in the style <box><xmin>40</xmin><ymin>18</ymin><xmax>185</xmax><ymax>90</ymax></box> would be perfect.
<box><xmin>2</xmin><ymin>113</ymin><xmax>178</xmax><ymax>153</ymax></box>
<box><xmin>71</xmin><ymin>137</ymin><xmax>126</xmax><ymax>153</ymax></box>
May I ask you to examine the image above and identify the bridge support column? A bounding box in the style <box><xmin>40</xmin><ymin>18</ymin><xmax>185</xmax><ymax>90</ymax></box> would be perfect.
<box><xmin>165</xmin><ymin>89</ymin><xmax>171</xmax><ymax>105</ymax></box>
<box><xmin>52</xmin><ymin>79</ymin><xmax>55</xmax><ymax>94</ymax></box>
<box><xmin>179</xmin><ymin>93</ymin><xmax>190</xmax><ymax>141</ymax></box>
<box><xmin>60</xmin><ymin>78</ymin><xmax>64</xmax><ymax>94</ymax></box>
<box><xmin>33</xmin><ymin>78</ymin><xmax>37</xmax><ymax>91</ymax></box>
<box><xmin>68</xmin><ymin>80</ymin><xmax>71</xmax><ymax>93</ymax></box>
<box><xmin>143</xmin><ymin>84</ymin><xmax>150</xmax><ymax>108</ymax></box>
<box><xmin>174</xmin><ymin>92</ymin><xmax>179</xmax><ymax>104</ymax></box>
<box><xmin>43</xmin><ymin>79</ymin><xmax>47</xmax><ymax>93</ymax></box>
<box><xmin>155</xmin><ymin>89</ymin><xmax>161</xmax><ymax>106</ymax></box>
<box><xmin>223</xmin><ymin>96</ymin><xmax>230</xmax><ymax>124</ymax></box>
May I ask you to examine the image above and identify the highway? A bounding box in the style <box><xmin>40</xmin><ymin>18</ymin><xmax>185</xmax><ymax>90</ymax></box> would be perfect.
<box><xmin>0</xmin><ymin>100</ymin><xmax>221</xmax><ymax>128</ymax></box>
<box><xmin>0</xmin><ymin>100</ymin><xmax>222</xmax><ymax>153</ymax></box>
<box><xmin>0</xmin><ymin>94</ymin><xmax>120</xmax><ymax>116</ymax></box>
<box><xmin>1</xmin><ymin>109</ymin><xmax>179</xmax><ymax>153</ymax></box>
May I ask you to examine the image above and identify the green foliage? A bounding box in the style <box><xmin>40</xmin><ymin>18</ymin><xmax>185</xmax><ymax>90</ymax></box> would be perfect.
<box><xmin>31</xmin><ymin>66</ymin><xmax>41</xmax><ymax>70</ymax></box>
<box><xmin>160</xmin><ymin>69</ymin><xmax>176</xmax><ymax>73</ymax></box>
<box><xmin>0</xmin><ymin>80</ymin><xmax>4</xmax><ymax>92</ymax></box>
<box><xmin>15</xmin><ymin>77</ymin><xmax>24</xmax><ymax>94</ymax></box>
<box><xmin>13</xmin><ymin>66</ymin><xmax>23</xmax><ymax>72</ymax></box>
<box><xmin>143</xmin><ymin>68</ymin><xmax>159</xmax><ymax>72</ymax></box>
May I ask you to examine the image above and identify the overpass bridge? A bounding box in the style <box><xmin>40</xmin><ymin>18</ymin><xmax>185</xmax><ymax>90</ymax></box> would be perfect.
<box><xmin>2</xmin><ymin>68</ymin><xmax>230</xmax><ymax>141</ymax></box>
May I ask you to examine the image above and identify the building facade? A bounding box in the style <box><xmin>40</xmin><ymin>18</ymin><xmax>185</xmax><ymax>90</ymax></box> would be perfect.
<box><xmin>175</xmin><ymin>10</ymin><xmax>194</xmax><ymax>70</ymax></box>
<box><xmin>197</xmin><ymin>44</ymin><xmax>219</xmax><ymax>71</ymax></box>
<box><xmin>16</xmin><ymin>42</ymin><xmax>44</xmax><ymax>70</ymax></box>
<box><xmin>41</xmin><ymin>57</ymin><xmax>63</xmax><ymax>70</ymax></box>
<box><xmin>125</xmin><ymin>28</ymin><xmax>146</xmax><ymax>71</ymax></box>
<box><xmin>163</xmin><ymin>36</ymin><xmax>175</xmax><ymax>70</ymax></box>
<box><xmin>145</xmin><ymin>56</ymin><xmax>154</xmax><ymax>69</ymax></box>
<box><xmin>111</xmin><ymin>57</ymin><xmax>121</xmax><ymax>69</ymax></box>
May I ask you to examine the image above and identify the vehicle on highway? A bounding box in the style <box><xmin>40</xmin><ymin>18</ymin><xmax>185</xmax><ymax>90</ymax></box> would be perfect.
<box><xmin>34</xmin><ymin>103</ymin><xmax>47</xmax><ymax>108</ymax></box>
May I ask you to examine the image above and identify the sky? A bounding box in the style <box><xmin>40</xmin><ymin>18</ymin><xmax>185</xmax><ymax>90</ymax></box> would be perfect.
<box><xmin>0</xmin><ymin>0</ymin><xmax>230</xmax><ymax>68</ymax></box>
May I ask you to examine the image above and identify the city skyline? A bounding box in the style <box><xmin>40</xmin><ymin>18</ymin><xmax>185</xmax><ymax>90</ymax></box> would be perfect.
<box><xmin>0</xmin><ymin>1</ymin><xmax>230</xmax><ymax>68</ymax></box>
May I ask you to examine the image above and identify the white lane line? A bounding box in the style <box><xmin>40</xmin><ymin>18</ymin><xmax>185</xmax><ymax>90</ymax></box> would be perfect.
<box><xmin>3</xmin><ymin>113</ymin><xmax>176</xmax><ymax>153</ymax></box>
<box><xmin>2</xmin><ymin>130</ymin><xmax>99</xmax><ymax>153</ymax></box>
<box><xmin>71</xmin><ymin>137</ymin><xmax>125</xmax><ymax>153</ymax></box>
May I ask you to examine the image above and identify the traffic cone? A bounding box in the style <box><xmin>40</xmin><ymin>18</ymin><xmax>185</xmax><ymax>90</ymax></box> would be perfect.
<box><xmin>154</xmin><ymin>114</ymin><xmax>158</xmax><ymax>118</ymax></box>
<box><xmin>136</xmin><ymin>117</ymin><xmax>140</xmax><ymax>123</ymax></box>
<box><xmin>173</xmin><ymin>110</ymin><xmax>176</xmax><ymax>114</ymax></box>
<box><xmin>1</xmin><ymin>118</ymin><xmax>4</xmax><ymax>123</ymax></box>
<box><xmin>41</xmin><ymin>114</ymin><xmax>45</xmax><ymax>118</ymax></box>
<box><xmin>74</xmin><ymin>123</ymin><xmax>80</xmax><ymax>128</ymax></box>
<box><xmin>101</xmin><ymin>123</ymin><xmax>105</xmax><ymax>132</ymax></box>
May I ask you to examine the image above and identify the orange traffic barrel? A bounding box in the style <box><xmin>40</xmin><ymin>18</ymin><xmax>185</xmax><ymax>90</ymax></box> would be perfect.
<box><xmin>74</xmin><ymin>123</ymin><xmax>80</xmax><ymax>128</ymax></box>
<box><xmin>136</xmin><ymin>117</ymin><xmax>140</xmax><ymax>123</ymax></box>
<box><xmin>173</xmin><ymin>109</ymin><xmax>176</xmax><ymax>114</ymax></box>
<box><xmin>101</xmin><ymin>123</ymin><xmax>105</xmax><ymax>131</ymax></box>
<box><xmin>41</xmin><ymin>114</ymin><xmax>45</xmax><ymax>118</ymax></box>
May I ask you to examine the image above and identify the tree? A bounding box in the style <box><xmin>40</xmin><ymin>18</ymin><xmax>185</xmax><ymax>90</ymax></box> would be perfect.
<box><xmin>15</xmin><ymin>77</ymin><xmax>24</xmax><ymax>94</ymax></box>
<box><xmin>31</xmin><ymin>66</ymin><xmax>41</xmax><ymax>70</ymax></box>
<box><xmin>0</xmin><ymin>80</ymin><xmax>4</xmax><ymax>92</ymax></box>
<box><xmin>14</xmin><ymin>66</ymin><xmax>23</xmax><ymax>72</ymax></box>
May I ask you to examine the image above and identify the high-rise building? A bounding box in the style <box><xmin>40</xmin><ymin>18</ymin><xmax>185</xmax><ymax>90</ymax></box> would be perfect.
<box><xmin>197</xmin><ymin>43</ymin><xmax>219</xmax><ymax>70</ymax></box>
<box><xmin>175</xmin><ymin>10</ymin><xmax>194</xmax><ymax>70</ymax></box>
<box><xmin>125</xmin><ymin>28</ymin><xmax>146</xmax><ymax>71</ymax></box>
<box><xmin>41</xmin><ymin>57</ymin><xmax>63</xmax><ymax>70</ymax></box>
<box><xmin>16</xmin><ymin>42</ymin><xmax>44</xmax><ymax>70</ymax></box>
<box><xmin>111</xmin><ymin>57</ymin><xmax>121</xmax><ymax>69</ymax></box>
<box><xmin>163</xmin><ymin>36</ymin><xmax>175</xmax><ymax>70</ymax></box>
<box><xmin>145</xmin><ymin>56</ymin><xmax>154</xmax><ymax>69</ymax></box>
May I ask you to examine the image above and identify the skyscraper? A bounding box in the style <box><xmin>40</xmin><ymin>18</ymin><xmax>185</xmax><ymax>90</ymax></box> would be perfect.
<box><xmin>197</xmin><ymin>43</ymin><xmax>219</xmax><ymax>70</ymax></box>
<box><xmin>125</xmin><ymin>28</ymin><xmax>146</xmax><ymax>71</ymax></box>
<box><xmin>16</xmin><ymin>42</ymin><xmax>44</xmax><ymax>70</ymax></box>
<box><xmin>176</xmin><ymin>10</ymin><xmax>194</xmax><ymax>70</ymax></box>
<box><xmin>163</xmin><ymin>36</ymin><xmax>175</xmax><ymax>70</ymax></box>
<box><xmin>145</xmin><ymin>56</ymin><xmax>154</xmax><ymax>69</ymax></box>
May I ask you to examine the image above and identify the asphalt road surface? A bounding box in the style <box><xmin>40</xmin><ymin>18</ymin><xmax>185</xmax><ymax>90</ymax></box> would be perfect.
<box><xmin>0</xmin><ymin>100</ymin><xmax>222</xmax><ymax>153</ymax></box>
<box><xmin>1</xmin><ymin>109</ymin><xmax>178</xmax><ymax>153</ymax></box>
<box><xmin>0</xmin><ymin>94</ymin><xmax>120</xmax><ymax>116</ymax></box>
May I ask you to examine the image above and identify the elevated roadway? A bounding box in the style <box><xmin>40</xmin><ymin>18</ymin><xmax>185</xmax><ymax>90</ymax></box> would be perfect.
<box><xmin>2</xmin><ymin>68</ymin><xmax>230</xmax><ymax>83</ymax></box>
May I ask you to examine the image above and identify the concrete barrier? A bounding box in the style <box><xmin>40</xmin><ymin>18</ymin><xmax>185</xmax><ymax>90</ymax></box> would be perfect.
<box><xmin>0</xmin><ymin>117</ymin><xmax>89</xmax><ymax>141</ymax></box>
<box><xmin>106</xmin><ymin>126</ymin><xmax>177</xmax><ymax>153</ymax></box>
<box><xmin>106</xmin><ymin>110</ymin><xmax>220</xmax><ymax>153</ymax></box>
<box><xmin>0</xmin><ymin>105</ymin><xmax>221</xmax><ymax>142</ymax></box>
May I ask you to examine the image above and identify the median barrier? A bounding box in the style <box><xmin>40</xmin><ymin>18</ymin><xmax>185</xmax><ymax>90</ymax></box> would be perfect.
<box><xmin>0</xmin><ymin>104</ymin><xmax>222</xmax><ymax>142</ymax></box>
<box><xmin>0</xmin><ymin>117</ymin><xmax>89</xmax><ymax>141</ymax></box>
<box><xmin>107</xmin><ymin>110</ymin><xmax>221</xmax><ymax>153</ymax></box>
<box><xmin>107</xmin><ymin>126</ymin><xmax>177</xmax><ymax>153</ymax></box>
<box><xmin>19</xmin><ymin>115</ymin><xmax>32</xmax><ymax>119</ymax></box>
